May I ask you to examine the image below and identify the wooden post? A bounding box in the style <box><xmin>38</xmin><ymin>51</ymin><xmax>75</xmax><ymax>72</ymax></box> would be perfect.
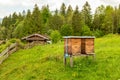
<box><xmin>70</xmin><ymin>55</ymin><xmax>73</xmax><ymax>67</ymax></box>
<box><xmin>64</xmin><ymin>53</ymin><xmax>67</xmax><ymax>66</ymax></box>
<box><xmin>7</xmin><ymin>47</ymin><xmax>9</xmax><ymax>55</ymax></box>
<box><xmin>64</xmin><ymin>38</ymin><xmax>68</xmax><ymax>66</ymax></box>
<box><xmin>64</xmin><ymin>56</ymin><xmax>67</xmax><ymax>66</ymax></box>
<box><xmin>16</xmin><ymin>42</ymin><xmax>19</xmax><ymax>51</ymax></box>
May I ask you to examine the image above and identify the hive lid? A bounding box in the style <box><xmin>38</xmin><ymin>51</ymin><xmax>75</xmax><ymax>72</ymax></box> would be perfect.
<box><xmin>63</xmin><ymin>36</ymin><xmax>95</xmax><ymax>39</ymax></box>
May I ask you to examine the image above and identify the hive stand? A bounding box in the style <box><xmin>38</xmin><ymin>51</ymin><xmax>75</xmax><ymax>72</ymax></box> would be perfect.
<box><xmin>63</xmin><ymin>36</ymin><xmax>95</xmax><ymax>67</ymax></box>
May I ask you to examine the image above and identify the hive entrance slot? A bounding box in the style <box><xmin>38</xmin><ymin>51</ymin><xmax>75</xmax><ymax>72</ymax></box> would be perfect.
<box><xmin>81</xmin><ymin>39</ymin><xmax>86</xmax><ymax>54</ymax></box>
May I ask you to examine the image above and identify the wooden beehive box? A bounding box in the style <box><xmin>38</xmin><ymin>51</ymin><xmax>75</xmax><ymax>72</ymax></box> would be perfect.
<box><xmin>64</xmin><ymin>36</ymin><xmax>95</xmax><ymax>56</ymax></box>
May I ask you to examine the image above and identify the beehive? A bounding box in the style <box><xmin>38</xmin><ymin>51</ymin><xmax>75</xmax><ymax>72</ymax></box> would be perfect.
<box><xmin>64</xmin><ymin>36</ymin><xmax>95</xmax><ymax>56</ymax></box>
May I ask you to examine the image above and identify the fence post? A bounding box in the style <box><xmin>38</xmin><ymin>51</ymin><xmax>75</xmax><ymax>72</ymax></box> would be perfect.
<box><xmin>70</xmin><ymin>55</ymin><xmax>73</xmax><ymax>67</ymax></box>
<box><xmin>0</xmin><ymin>42</ymin><xmax>20</xmax><ymax>64</ymax></box>
<box><xmin>16</xmin><ymin>42</ymin><xmax>19</xmax><ymax>51</ymax></box>
<box><xmin>64</xmin><ymin>56</ymin><xmax>67</xmax><ymax>66</ymax></box>
<box><xmin>7</xmin><ymin>47</ymin><xmax>9</xmax><ymax>56</ymax></box>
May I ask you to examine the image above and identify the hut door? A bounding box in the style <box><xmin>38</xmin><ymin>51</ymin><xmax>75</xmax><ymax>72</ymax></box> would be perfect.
<box><xmin>81</xmin><ymin>39</ymin><xmax>86</xmax><ymax>54</ymax></box>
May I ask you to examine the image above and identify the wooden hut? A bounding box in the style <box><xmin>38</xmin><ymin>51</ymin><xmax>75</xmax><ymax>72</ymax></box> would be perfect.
<box><xmin>22</xmin><ymin>34</ymin><xmax>49</xmax><ymax>46</ymax></box>
<box><xmin>63</xmin><ymin>36</ymin><xmax>95</xmax><ymax>67</ymax></box>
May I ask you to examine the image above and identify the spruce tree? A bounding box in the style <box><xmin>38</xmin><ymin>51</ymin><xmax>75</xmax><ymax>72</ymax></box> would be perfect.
<box><xmin>41</xmin><ymin>5</ymin><xmax>51</xmax><ymax>24</ymax></box>
<box><xmin>92</xmin><ymin>5</ymin><xmax>105</xmax><ymax>30</ymax></box>
<box><xmin>72</xmin><ymin>6</ymin><xmax>84</xmax><ymax>36</ymax></box>
<box><xmin>60</xmin><ymin>3</ymin><xmax>66</xmax><ymax>17</ymax></box>
<box><xmin>48</xmin><ymin>9</ymin><xmax>63</xmax><ymax>31</ymax></box>
<box><xmin>24</xmin><ymin>9</ymin><xmax>32</xmax><ymax>35</ymax></box>
<box><xmin>102</xmin><ymin>6</ymin><xmax>114</xmax><ymax>34</ymax></box>
<box><xmin>31</xmin><ymin>4</ymin><xmax>43</xmax><ymax>33</ymax></box>
<box><xmin>60</xmin><ymin>24</ymin><xmax>73</xmax><ymax>36</ymax></box>
<box><xmin>117</xmin><ymin>5</ymin><xmax>120</xmax><ymax>33</ymax></box>
<box><xmin>66</xmin><ymin>5</ymin><xmax>73</xmax><ymax>24</ymax></box>
<box><xmin>41</xmin><ymin>5</ymin><xmax>51</xmax><ymax>33</ymax></box>
<box><xmin>81</xmin><ymin>1</ymin><xmax>92</xmax><ymax>30</ymax></box>
<box><xmin>113</xmin><ymin>7</ymin><xmax>119</xmax><ymax>33</ymax></box>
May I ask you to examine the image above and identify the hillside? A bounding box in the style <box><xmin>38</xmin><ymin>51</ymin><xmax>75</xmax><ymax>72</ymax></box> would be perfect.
<box><xmin>0</xmin><ymin>34</ymin><xmax>120</xmax><ymax>80</ymax></box>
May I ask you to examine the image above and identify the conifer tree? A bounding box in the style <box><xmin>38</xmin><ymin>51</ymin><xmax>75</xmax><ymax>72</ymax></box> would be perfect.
<box><xmin>31</xmin><ymin>4</ymin><xmax>43</xmax><ymax>33</ymax></box>
<box><xmin>41</xmin><ymin>5</ymin><xmax>51</xmax><ymax>33</ymax></box>
<box><xmin>66</xmin><ymin>5</ymin><xmax>73</xmax><ymax>24</ymax></box>
<box><xmin>48</xmin><ymin>9</ymin><xmax>63</xmax><ymax>31</ymax></box>
<box><xmin>102</xmin><ymin>6</ymin><xmax>114</xmax><ymax>34</ymax></box>
<box><xmin>41</xmin><ymin>5</ymin><xmax>51</xmax><ymax>24</ymax></box>
<box><xmin>60</xmin><ymin>3</ymin><xmax>66</xmax><ymax>17</ymax></box>
<box><xmin>72</xmin><ymin>6</ymin><xmax>84</xmax><ymax>36</ymax></box>
<box><xmin>81</xmin><ymin>1</ymin><xmax>92</xmax><ymax>30</ymax></box>
<box><xmin>92</xmin><ymin>5</ymin><xmax>105</xmax><ymax>30</ymax></box>
<box><xmin>117</xmin><ymin>5</ymin><xmax>120</xmax><ymax>33</ymax></box>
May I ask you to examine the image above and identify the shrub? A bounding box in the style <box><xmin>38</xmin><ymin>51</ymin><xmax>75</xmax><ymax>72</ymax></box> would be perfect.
<box><xmin>50</xmin><ymin>30</ymin><xmax>61</xmax><ymax>43</ymax></box>
<box><xmin>60</xmin><ymin>24</ymin><xmax>73</xmax><ymax>36</ymax></box>
<box><xmin>81</xmin><ymin>25</ymin><xmax>92</xmax><ymax>36</ymax></box>
<box><xmin>93</xmin><ymin>30</ymin><xmax>104</xmax><ymax>38</ymax></box>
<box><xmin>9</xmin><ymin>38</ymin><xmax>17</xmax><ymax>43</ymax></box>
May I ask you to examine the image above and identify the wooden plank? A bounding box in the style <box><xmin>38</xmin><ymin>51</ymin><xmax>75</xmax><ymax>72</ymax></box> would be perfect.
<box><xmin>64</xmin><ymin>39</ymin><xmax>72</xmax><ymax>55</ymax></box>
<box><xmin>64</xmin><ymin>57</ymin><xmax>67</xmax><ymax>66</ymax></box>
<box><xmin>8</xmin><ymin>47</ymin><xmax>17</xmax><ymax>54</ymax></box>
<box><xmin>70</xmin><ymin>55</ymin><xmax>73</xmax><ymax>67</ymax></box>
<box><xmin>0</xmin><ymin>43</ymin><xmax>18</xmax><ymax>64</ymax></box>
<box><xmin>0</xmin><ymin>43</ymin><xmax>17</xmax><ymax>57</ymax></box>
<box><xmin>71</xmin><ymin>38</ymin><xmax>81</xmax><ymax>55</ymax></box>
<box><xmin>85</xmin><ymin>39</ymin><xmax>94</xmax><ymax>54</ymax></box>
<box><xmin>9</xmin><ymin>43</ymin><xmax>17</xmax><ymax>50</ymax></box>
<box><xmin>0</xmin><ymin>47</ymin><xmax>9</xmax><ymax>57</ymax></box>
<box><xmin>0</xmin><ymin>53</ymin><xmax>9</xmax><ymax>64</ymax></box>
<box><xmin>67</xmin><ymin>39</ymin><xmax>72</xmax><ymax>55</ymax></box>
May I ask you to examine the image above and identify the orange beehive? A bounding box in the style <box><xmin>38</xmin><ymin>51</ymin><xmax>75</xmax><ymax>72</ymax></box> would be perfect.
<box><xmin>64</xmin><ymin>36</ymin><xmax>95</xmax><ymax>56</ymax></box>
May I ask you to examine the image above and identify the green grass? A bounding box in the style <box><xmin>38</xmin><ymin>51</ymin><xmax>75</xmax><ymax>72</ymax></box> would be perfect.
<box><xmin>0</xmin><ymin>41</ymin><xmax>11</xmax><ymax>53</ymax></box>
<box><xmin>0</xmin><ymin>34</ymin><xmax>120</xmax><ymax>80</ymax></box>
<box><xmin>0</xmin><ymin>39</ymin><xmax>24</xmax><ymax>53</ymax></box>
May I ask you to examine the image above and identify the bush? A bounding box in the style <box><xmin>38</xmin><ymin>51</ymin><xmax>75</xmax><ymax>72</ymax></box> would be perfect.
<box><xmin>60</xmin><ymin>24</ymin><xmax>73</xmax><ymax>36</ymax></box>
<box><xmin>50</xmin><ymin>30</ymin><xmax>61</xmax><ymax>43</ymax></box>
<box><xmin>93</xmin><ymin>30</ymin><xmax>104</xmax><ymax>38</ymax></box>
<box><xmin>81</xmin><ymin>25</ymin><xmax>92</xmax><ymax>36</ymax></box>
<box><xmin>47</xmin><ymin>29</ymin><xmax>53</xmax><ymax>35</ymax></box>
<box><xmin>9</xmin><ymin>38</ymin><xmax>18</xmax><ymax>43</ymax></box>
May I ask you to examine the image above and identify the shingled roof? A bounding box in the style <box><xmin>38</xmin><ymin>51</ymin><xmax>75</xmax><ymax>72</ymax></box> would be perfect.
<box><xmin>22</xmin><ymin>34</ymin><xmax>49</xmax><ymax>41</ymax></box>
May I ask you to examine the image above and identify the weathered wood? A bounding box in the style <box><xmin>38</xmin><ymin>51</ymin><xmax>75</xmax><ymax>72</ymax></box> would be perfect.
<box><xmin>0</xmin><ymin>53</ymin><xmax>9</xmax><ymax>64</ymax></box>
<box><xmin>63</xmin><ymin>36</ymin><xmax>95</xmax><ymax>67</ymax></box>
<box><xmin>8</xmin><ymin>47</ymin><xmax>17</xmax><ymax>54</ymax></box>
<box><xmin>0</xmin><ymin>43</ymin><xmax>18</xmax><ymax>64</ymax></box>
<box><xmin>9</xmin><ymin>43</ymin><xmax>17</xmax><ymax>50</ymax></box>
<box><xmin>71</xmin><ymin>38</ymin><xmax>81</xmax><ymax>55</ymax></box>
<box><xmin>64</xmin><ymin>36</ymin><xmax>95</xmax><ymax>55</ymax></box>
<box><xmin>85</xmin><ymin>39</ymin><xmax>94</xmax><ymax>54</ymax></box>
<box><xmin>64</xmin><ymin>57</ymin><xmax>67</xmax><ymax>66</ymax></box>
<box><xmin>70</xmin><ymin>55</ymin><xmax>73</xmax><ymax>67</ymax></box>
<box><xmin>22</xmin><ymin>34</ymin><xmax>49</xmax><ymax>46</ymax></box>
<box><xmin>0</xmin><ymin>43</ymin><xmax>17</xmax><ymax>57</ymax></box>
<box><xmin>0</xmin><ymin>47</ymin><xmax>9</xmax><ymax>57</ymax></box>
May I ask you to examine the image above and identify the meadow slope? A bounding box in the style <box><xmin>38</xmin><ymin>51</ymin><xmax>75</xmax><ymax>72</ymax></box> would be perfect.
<box><xmin>0</xmin><ymin>34</ymin><xmax>120</xmax><ymax>80</ymax></box>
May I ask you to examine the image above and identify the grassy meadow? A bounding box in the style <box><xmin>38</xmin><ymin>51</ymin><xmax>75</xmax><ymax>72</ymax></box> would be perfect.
<box><xmin>0</xmin><ymin>34</ymin><xmax>120</xmax><ymax>80</ymax></box>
